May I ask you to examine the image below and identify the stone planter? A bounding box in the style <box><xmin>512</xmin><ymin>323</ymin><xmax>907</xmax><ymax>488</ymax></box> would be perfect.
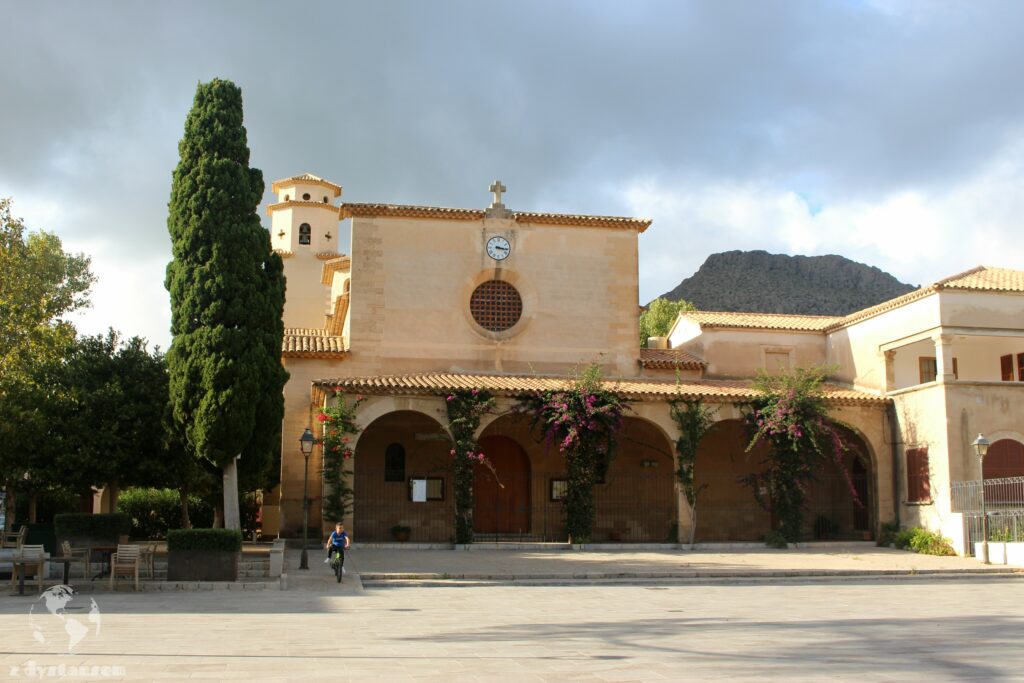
<box><xmin>167</xmin><ymin>550</ymin><xmax>240</xmax><ymax>581</ymax></box>
<box><xmin>974</xmin><ymin>541</ymin><xmax>1024</xmax><ymax>566</ymax></box>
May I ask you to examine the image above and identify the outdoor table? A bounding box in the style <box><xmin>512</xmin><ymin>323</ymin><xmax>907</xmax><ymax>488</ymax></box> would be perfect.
<box><xmin>10</xmin><ymin>559</ymin><xmax>41</xmax><ymax>596</ymax></box>
<box><xmin>90</xmin><ymin>545</ymin><xmax>117</xmax><ymax>581</ymax></box>
<box><xmin>48</xmin><ymin>556</ymin><xmax>77</xmax><ymax>588</ymax></box>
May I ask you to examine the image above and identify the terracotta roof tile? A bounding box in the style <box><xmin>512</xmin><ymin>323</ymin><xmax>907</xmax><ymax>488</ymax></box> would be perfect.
<box><xmin>338</xmin><ymin>203</ymin><xmax>651</xmax><ymax>232</ymax></box>
<box><xmin>936</xmin><ymin>265</ymin><xmax>1024</xmax><ymax>292</ymax></box>
<box><xmin>639</xmin><ymin>348</ymin><xmax>705</xmax><ymax>369</ymax></box>
<box><xmin>282</xmin><ymin>329</ymin><xmax>347</xmax><ymax>358</ymax></box>
<box><xmin>314</xmin><ymin>372</ymin><xmax>886</xmax><ymax>406</ymax></box>
<box><xmin>271</xmin><ymin>173</ymin><xmax>342</xmax><ymax>196</ymax></box>
<box><xmin>320</xmin><ymin>256</ymin><xmax>352</xmax><ymax>285</ymax></box>
<box><xmin>829</xmin><ymin>266</ymin><xmax>1024</xmax><ymax>331</ymax></box>
<box><xmin>682</xmin><ymin>311</ymin><xmax>842</xmax><ymax>332</ymax></box>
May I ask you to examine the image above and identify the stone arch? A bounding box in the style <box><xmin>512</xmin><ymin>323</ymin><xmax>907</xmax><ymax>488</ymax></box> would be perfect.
<box><xmin>693</xmin><ymin>418</ymin><xmax>772</xmax><ymax>542</ymax></box>
<box><xmin>984</xmin><ymin>438</ymin><xmax>1024</xmax><ymax>480</ymax></box>
<box><xmin>349</xmin><ymin>395</ymin><xmax>449</xmax><ymax>449</ymax></box>
<box><xmin>352</xmin><ymin>409</ymin><xmax>453</xmax><ymax>542</ymax></box>
<box><xmin>805</xmin><ymin>424</ymin><xmax>877</xmax><ymax>540</ymax></box>
<box><xmin>691</xmin><ymin>417</ymin><xmax>876</xmax><ymax>541</ymax></box>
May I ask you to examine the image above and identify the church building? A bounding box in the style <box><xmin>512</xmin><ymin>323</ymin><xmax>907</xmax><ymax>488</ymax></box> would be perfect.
<box><xmin>262</xmin><ymin>172</ymin><xmax>1024</xmax><ymax>554</ymax></box>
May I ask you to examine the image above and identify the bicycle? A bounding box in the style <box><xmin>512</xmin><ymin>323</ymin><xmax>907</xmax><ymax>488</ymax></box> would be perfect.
<box><xmin>329</xmin><ymin>548</ymin><xmax>345</xmax><ymax>583</ymax></box>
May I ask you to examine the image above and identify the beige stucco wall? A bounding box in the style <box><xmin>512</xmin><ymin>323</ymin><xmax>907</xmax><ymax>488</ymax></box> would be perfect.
<box><xmin>345</xmin><ymin>215</ymin><xmax>642</xmax><ymax>377</ymax></box>
<box><xmin>672</xmin><ymin>328</ymin><xmax>828</xmax><ymax>380</ymax></box>
<box><xmin>827</xmin><ymin>295</ymin><xmax>941</xmax><ymax>392</ymax></box>
<box><xmin>887</xmin><ymin>382</ymin><xmax>1024</xmax><ymax>553</ymax></box>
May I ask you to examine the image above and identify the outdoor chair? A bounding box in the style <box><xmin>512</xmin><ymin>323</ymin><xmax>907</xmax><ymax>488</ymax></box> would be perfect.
<box><xmin>62</xmin><ymin>540</ymin><xmax>92</xmax><ymax>578</ymax></box>
<box><xmin>10</xmin><ymin>544</ymin><xmax>46</xmax><ymax>594</ymax></box>
<box><xmin>109</xmin><ymin>544</ymin><xmax>140</xmax><ymax>591</ymax></box>
<box><xmin>137</xmin><ymin>542</ymin><xmax>157</xmax><ymax>579</ymax></box>
<box><xmin>1</xmin><ymin>526</ymin><xmax>26</xmax><ymax>549</ymax></box>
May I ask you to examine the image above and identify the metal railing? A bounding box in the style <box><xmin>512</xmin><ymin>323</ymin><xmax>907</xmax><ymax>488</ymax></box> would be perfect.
<box><xmin>952</xmin><ymin>476</ymin><xmax>1024</xmax><ymax>512</ymax></box>
<box><xmin>351</xmin><ymin>472</ymin><xmax>677</xmax><ymax>543</ymax></box>
<box><xmin>951</xmin><ymin>477</ymin><xmax>1024</xmax><ymax>554</ymax></box>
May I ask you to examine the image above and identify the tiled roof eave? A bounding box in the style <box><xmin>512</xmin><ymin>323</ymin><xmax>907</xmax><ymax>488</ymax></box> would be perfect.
<box><xmin>338</xmin><ymin>203</ymin><xmax>651</xmax><ymax>231</ymax></box>
<box><xmin>313</xmin><ymin>372</ymin><xmax>888</xmax><ymax>407</ymax></box>
<box><xmin>282</xmin><ymin>350</ymin><xmax>349</xmax><ymax>360</ymax></box>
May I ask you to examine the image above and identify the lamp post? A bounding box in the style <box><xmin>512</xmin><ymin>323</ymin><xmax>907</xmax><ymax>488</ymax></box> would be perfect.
<box><xmin>972</xmin><ymin>433</ymin><xmax>991</xmax><ymax>564</ymax></box>
<box><xmin>299</xmin><ymin>427</ymin><xmax>315</xmax><ymax>570</ymax></box>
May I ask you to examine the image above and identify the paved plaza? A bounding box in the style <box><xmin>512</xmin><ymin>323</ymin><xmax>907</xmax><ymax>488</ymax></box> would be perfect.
<box><xmin>2</xmin><ymin>548</ymin><xmax>1023</xmax><ymax>681</ymax></box>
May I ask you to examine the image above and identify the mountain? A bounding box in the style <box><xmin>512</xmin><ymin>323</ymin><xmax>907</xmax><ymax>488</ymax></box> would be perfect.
<box><xmin>659</xmin><ymin>250</ymin><xmax>917</xmax><ymax>316</ymax></box>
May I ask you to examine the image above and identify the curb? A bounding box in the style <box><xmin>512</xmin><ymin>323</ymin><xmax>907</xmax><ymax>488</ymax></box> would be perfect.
<box><xmin>359</xmin><ymin>566</ymin><xmax>1024</xmax><ymax>587</ymax></box>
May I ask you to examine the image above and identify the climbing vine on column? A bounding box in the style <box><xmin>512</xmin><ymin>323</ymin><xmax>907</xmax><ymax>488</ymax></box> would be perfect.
<box><xmin>445</xmin><ymin>389</ymin><xmax>496</xmax><ymax>544</ymax></box>
<box><xmin>516</xmin><ymin>365</ymin><xmax>629</xmax><ymax>544</ymax></box>
<box><xmin>669</xmin><ymin>398</ymin><xmax>715</xmax><ymax>547</ymax></box>
<box><xmin>742</xmin><ymin>366</ymin><xmax>861</xmax><ymax>544</ymax></box>
<box><xmin>317</xmin><ymin>394</ymin><xmax>365</xmax><ymax>524</ymax></box>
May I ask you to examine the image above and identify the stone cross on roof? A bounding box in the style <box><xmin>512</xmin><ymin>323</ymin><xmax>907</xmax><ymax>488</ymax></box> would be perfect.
<box><xmin>489</xmin><ymin>180</ymin><xmax>506</xmax><ymax>209</ymax></box>
<box><xmin>486</xmin><ymin>180</ymin><xmax>509</xmax><ymax>218</ymax></box>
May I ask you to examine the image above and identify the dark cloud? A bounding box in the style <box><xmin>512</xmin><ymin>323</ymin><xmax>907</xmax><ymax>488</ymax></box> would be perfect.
<box><xmin>3</xmin><ymin>0</ymin><xmax>1024</xmax><ymax>343</ymax></box>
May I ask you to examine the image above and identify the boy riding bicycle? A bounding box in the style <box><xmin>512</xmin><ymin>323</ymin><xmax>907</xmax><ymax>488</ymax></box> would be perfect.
<box><xmin>325</xmin><ymin>522</ymin><xmax>350</xmax><ymax>572</ymax></box>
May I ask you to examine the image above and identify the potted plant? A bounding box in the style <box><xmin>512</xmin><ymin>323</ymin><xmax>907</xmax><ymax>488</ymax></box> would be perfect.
<box><xmin>391</xmin><ymin>525</ymin><xmax>411</xmax><ymax>542</ymax></box>
<box><xmin>167</xmin><ymin>529</ymin><xmax>243</xmax><ymax>581</ymax></box>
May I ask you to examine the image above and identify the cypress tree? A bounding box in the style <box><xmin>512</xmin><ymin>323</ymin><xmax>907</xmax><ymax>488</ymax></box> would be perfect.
<box><xmin>165</xmin><ymin>79</ymin><xmax>287</xmax><ymax>530</ymax></box>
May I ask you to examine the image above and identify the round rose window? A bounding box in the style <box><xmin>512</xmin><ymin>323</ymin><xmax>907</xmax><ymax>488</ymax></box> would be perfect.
<box><xmin>470</xmin><ymin>280</ymin><xmax>522</xmax><ymax>332</ymax></box>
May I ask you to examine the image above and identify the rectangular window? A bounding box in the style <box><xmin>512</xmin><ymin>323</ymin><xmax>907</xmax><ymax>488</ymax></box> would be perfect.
<box><xmin>764</xmin><ymin>350</ymin><xmax>792</xmax><ymax>374</ymax></box>
<box><xmin>906</xmin><ymin>447</ymin><xmax>931</xmax><ymax>503</ymax></box>
<box><xmin>1018</xmin><ymin>353</ymin><xmax>1024</xmax><ymax>381</ymax></box>
<box><xmin>408</xmin><ymin>477</ymin><xmax>444</xmax><ymax>501</ymax></box>
<box><xmin>550</xmin><ymin>479</ymin><xmax>568</xmax><ymax>502</ymax></box>
<box><xmin>919</xmin><ymin>357</ymin><xmax>937</xmax><ymax>384</ymax></box>
<box><xmin>426</xmin><ymin>478</ymin><xmax>444</xmax><ymax>501</ymax></box>
<box><xmin>384</xmin><ymin>444</ymin><xmax>406</xmax><ymax>482</ymax></box>
<box><xmin>1001</xmin><ymin>354</ymin><xmax>1014</xmax><ymax>381</ymax></box>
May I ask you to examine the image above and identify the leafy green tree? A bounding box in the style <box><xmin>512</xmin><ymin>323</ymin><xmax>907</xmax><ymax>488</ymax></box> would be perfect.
<box><xmin>165</xmin><ymin>79</ymin><xmax>287</xmax><ymax>530</ymax></box>
<box><xmin>639</xmin><ymin>297</ymin><xmax>695</xmax><ymax>346</ymax></box>
<box><xmin>48</xmin><ymin>332</ymin><xmax>173</xmax><ymax>508</ymax></box>
<box><xmin>0</xmin><ymin>198</ymin><xmax>93</xmax><ymax>529</ymax></box>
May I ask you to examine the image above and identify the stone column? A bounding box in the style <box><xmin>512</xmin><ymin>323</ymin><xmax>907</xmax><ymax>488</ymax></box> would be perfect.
<box><xmin>884</xmin><ymin>350</ymin><xmax>897</xmax><ymax>392</ymax></box>
<box><xmin>933</xmin><ymin>334</ymin><xmax>956</xmax><ymax>382</ymax></box>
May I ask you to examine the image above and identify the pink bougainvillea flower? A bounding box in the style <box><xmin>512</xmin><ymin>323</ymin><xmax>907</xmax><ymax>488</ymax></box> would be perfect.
<box><xmin>316</xmin><ymin>413</ymin><xmax>328</xmax><ymax>423</ymax></box>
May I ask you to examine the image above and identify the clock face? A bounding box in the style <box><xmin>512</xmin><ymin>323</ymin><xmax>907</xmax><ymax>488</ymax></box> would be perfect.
<box><xmin>486</xmin><ymin>235</ymin><xmax>511</xmax><ymax>261</ymax></box>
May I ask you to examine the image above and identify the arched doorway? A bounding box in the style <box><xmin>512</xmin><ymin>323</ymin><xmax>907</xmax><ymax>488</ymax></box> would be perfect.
<box><xmin>353</xmin><ymin>410</ymin><xmax>452</xmax><ymax>542</ymax></box>
<box><xmin>474</xmin><ymin>435</ymin><xmax>531</xmax><ymax>535</ymax></box>
<box><xmin>694</xmin><ymin>420</ymin><xmax>875</xmax><ymax>541</ymax></box>
<box><xmin>983</xmin><ymin>439</ymin><xmax>1024</xmax><ymax>479</ymax></box>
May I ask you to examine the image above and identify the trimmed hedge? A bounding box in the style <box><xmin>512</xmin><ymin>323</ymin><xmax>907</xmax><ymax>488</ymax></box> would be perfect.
<box><xmin>54</xmin><ymin>513</ymin><xmax>131</xmax><ymax>541</ymax></box>
<box><xmin>116</xmin><ymin>488</ymin><xmax>214</xmax><ymax>539</ymax></box>
<box><xmin>167</xmin><ymin>528</ymin><xmax>243</xmax><ymax>552</ymax></box>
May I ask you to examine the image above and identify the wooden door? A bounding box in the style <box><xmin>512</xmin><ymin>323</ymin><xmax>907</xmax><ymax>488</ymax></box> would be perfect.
<box><xmin>474</xmin><ymin>436</ymin><xmax>531</xmax><ymax>534</ymax></box>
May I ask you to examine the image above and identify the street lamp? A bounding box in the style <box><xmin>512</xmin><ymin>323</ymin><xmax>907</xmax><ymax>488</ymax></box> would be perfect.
<box><xmin>972</xmin><ymin>433</ymin><xmax>991</xmax><ymax>564</ymax></box>
<box><xmin>299</xmin><ymin>427</ymin><xmax>315</xmax><ymax>570</ymax></box>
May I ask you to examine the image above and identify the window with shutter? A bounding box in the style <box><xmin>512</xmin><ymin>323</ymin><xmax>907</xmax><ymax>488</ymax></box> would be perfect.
<box><xmin>1018</xmin><ymin>353</ymin><xmax>1024</xmax><ymax>381</ymax></box>
<box><xmin>918</xmin><ymin>357</ymin><xmax>937</xmax><ymax>384</ymax></box>
<box><xmin>906</xmin><ymin>447</ymin><xmax>931</xmax><ymax>503</ymax></box>
<box><xmin>1001</xmin><ymin>354</ymin><xmax>1014</xmax><ymax>381</ymax></box>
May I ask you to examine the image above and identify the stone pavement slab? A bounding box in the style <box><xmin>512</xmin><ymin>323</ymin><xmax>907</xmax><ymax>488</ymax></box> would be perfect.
<box><xmin>1</xmin><ymin>576</ymin><xmax>1022</xmax><ymax>680</ymax></box>
<box><xmin>342</xmin><ymin>544</ymin><xmax>1020</xmax><ymax>584</ymax></box>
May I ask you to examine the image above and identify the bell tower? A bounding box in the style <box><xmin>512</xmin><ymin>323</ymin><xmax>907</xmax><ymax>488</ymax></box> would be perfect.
<box><xmin>267</xmin><ymin>173</ymin><xmax>342</xmax><ymax>329</ymax></box>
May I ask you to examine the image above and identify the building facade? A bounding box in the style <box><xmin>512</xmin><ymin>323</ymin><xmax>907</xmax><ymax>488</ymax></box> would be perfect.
<box><xmin>264</xmin><ymin>172</ymin><xmax>908</xmax><ymax>547</ymax></box>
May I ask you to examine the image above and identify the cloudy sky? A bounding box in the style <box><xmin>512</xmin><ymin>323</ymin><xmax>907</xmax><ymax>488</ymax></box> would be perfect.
<box><xmin>4</xmin><ymin>1</ymin><xmax>1024</xmax><ymax>349</ymax></box>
